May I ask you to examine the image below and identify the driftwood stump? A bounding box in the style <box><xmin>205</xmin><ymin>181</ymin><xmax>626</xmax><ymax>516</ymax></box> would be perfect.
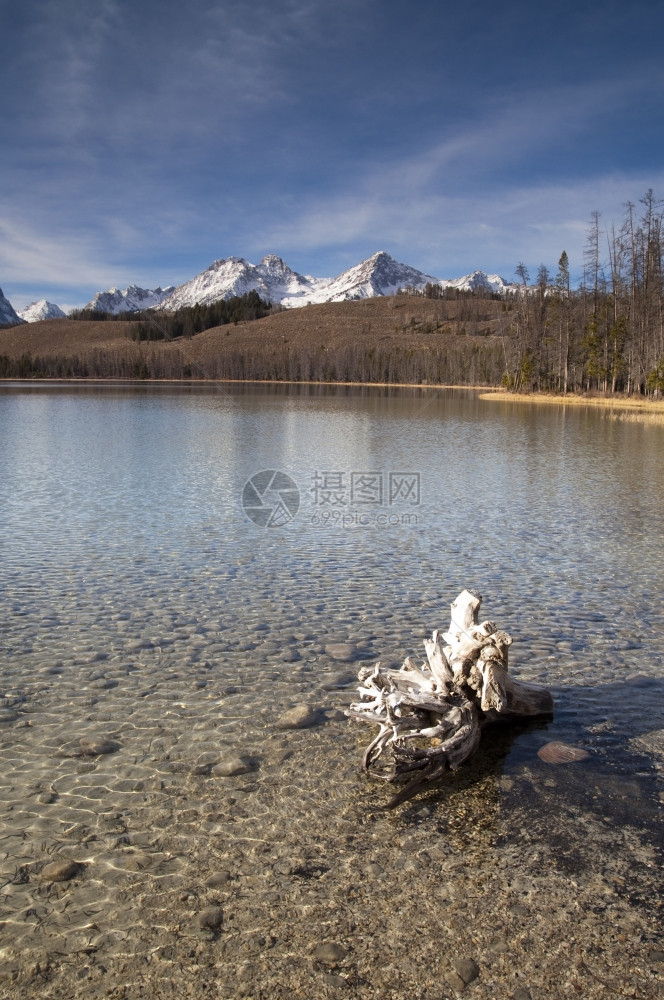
<box><xmin>348</xmin><ymin>590</ymin><xmax>553</xmax><ymax>807</ymax></box>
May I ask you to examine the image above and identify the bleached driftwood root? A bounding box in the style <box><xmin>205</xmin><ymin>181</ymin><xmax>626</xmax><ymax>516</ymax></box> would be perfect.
<box><xmin>348</xmin><ymin>590</ymin><xmax>553</xmax><ymax>808</ymax></box>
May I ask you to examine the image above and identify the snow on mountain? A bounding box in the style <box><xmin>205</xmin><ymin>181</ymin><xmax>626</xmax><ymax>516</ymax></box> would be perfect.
<box><xmin>301</xmin><ymin>251</ymin><xmax>439</xmax><ymax>304</ymax></box>
<box><xmin>254</xmin><ymin>253</ymin><xmax>326</xmax><ymax>301</ymax></box>
<box><xmin>158</xmin><ymin>251</ymin><xmax>439</xmax><ymax>311</ymax></box>
<box><xmin>18</xmin><ymin>299</ymin><xmax>66</xmax><ymax>323</ymax></box>
<box><xmin>77</xmin><ymin>254</ymin><xmax>516</xmax><ymax>316</ymax></box>
<box><xmin>158</xmin><ymin>255</ymin><xmax>325</xmax><ymax>311</ymax></box>
<box><xmin>438</xmin><ymin>270</ymin><xmax>517</xmax><ymax>295</ymax></box>
<box><xmin>84</xmin><ymin>284</ymin><xmax>175</xmax><ymax>314</ymax></box>
<box><xmin>0</xmin><ymin>288</ymin><xmax>25</xmax><ymax>326</ymax></box>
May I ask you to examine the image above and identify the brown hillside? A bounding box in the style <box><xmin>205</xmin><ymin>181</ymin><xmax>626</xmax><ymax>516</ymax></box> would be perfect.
<box><xmin>0</xmin><ymin>317</ymin><xmax>137</xmax><ymax>355</ymax></box>
<box><xmin>0</xmin><ymin>295</ymin><xmax>512</xmax><ymax>384</ymax></box>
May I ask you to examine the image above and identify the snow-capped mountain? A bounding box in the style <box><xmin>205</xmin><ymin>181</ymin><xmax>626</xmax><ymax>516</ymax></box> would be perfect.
<box><xmin>0</xmin><ymin>288</ymin><xmax>25</xmax><ymax>326</ymax></box>
<box><xmin>158</xmin><ymin>251</ymin><xmax>440</xmax><ymax>311</ymax></box>
<box><xmin>75</xmin><ymin>253</ymin><xmax>516</xmax><ymax>316</ymax></box>
<box><xmin>321</xmin><ymin>251</ymin><xmax>439</xmax><ymax>301</ymax></box>
<box><xmin>438</xmin><ymin>270</ymin><xmax>515</xmax><ymax>295</ymax></box>
<box><xmin>18</xmin><ymin>299</ymin><xmax>66</xmax><ymax>323</ymax></box>
<box><xmin>284</xmin><ymin>251</ymin><xmax>440</xmax><ymax>306</ymax></box>
<box><xmin>84</xmin><ymin>284</ymin><xmax>175</xmax><ymax>313</ymax></box>
<box><xmin>158</xmin><ymin>254</ymin><xmax>326</xmax><ymax>311</ymax></box>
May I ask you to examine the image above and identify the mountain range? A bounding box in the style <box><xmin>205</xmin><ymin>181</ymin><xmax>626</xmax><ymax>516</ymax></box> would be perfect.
<box><xmin>85</xmin><ymin>284</ymin><xmax>176</xmax><ymax>314</ymax></box>
<box><xmin>2</xmin><ymin>252</ymin><xmax>517</xmax><ymax>324</ymax></box>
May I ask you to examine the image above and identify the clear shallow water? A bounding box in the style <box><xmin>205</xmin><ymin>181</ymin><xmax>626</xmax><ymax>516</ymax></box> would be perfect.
<box><xmin>0</xmin><ymin>382</ymin><xmax>663</xmax><ymax>999</ymax></box>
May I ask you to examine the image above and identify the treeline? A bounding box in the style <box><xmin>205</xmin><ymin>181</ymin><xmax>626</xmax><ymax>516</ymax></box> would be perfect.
<box><xmin>407</xmin><ymin>283</ymin><xmax>505</xmax><ymax>302</ymax></box>
<box><xmin>68</xmin><ymin>291</ymin><xmax>273</xmax><ymax>331</ymax></box>
<box><xmin>502</xmin><ymin>190</ymin><xmax>664</xmax><ymax>394</ymax></box>
<box><xmin>0</xmin><ymin>352</ymin><xmax>157</xmax><ymax>379</ymax></box>
<box><xmin>0</xmin><ymin>339</ymin><xmax>506</xmax><ymax>385</ymax></box>
<box><xmin>127</xmin><ymin>291</ymin><xmax>273</xmax><ymax>341</ymax></box>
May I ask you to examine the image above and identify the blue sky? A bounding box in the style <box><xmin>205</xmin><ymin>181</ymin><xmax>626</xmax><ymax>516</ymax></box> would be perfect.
<box><xmin>2</xmin><ymin>0</ymin><xmax>664</xmax><ymax>311</ymax></box>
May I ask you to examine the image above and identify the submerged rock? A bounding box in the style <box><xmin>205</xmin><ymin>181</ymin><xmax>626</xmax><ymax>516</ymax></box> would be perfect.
<box><xmin>41</xmin><ymin>860</ymin><xmax>81</xmax><ymax>882</ymax></box>
<box><xmin>275</xmin><ymin>704</ymin><xmax>320</xmax><ymax>729</ymax></box>
<box><xmin>325</xmin><ymin>643</ymin><xmax>358</xmax><ymax>662</ymax></box>
<box><xmin>537</xmin><ymin>741</ymin><xmax>589</xmax><ymax>764</ymax></box>
<box><xmin>212</xmin><ymin>755</ymin><xmax>256</xmax><ymax>777</ymax></box>
<box><xmin>314</xmin><ymin>941</ymin><xmax>347</xmax><ymax>964</ymax></box>
<box><xmin>205</xmin><ymin>871</ymin><xmax>231</xmax><ymax>887</ymax></box>
<box><xmin>79</xmin><ymin>738</ymin><xmax>121</xmax><ymax>755</ymax></box>
<box><xmin>452</xmin><ymin>957</ymin><xmax>480</xmax><ymax>984</ymax></box>
<box><xmin>53</xmin><ymin>737</ymin><xmax>122</xmax><ymax>758</ymax></box>
<box><xmin>196</xmin><ymin>905</ymin><xmax>223</xmax><ymax>932</ymax></box>
<box><xmin>321</xmin><ymin>671</ymin><xmax>356</xmax><ymax>690</ymax></box>
<box><xmin>630</xmin><ymin>729</ymin><xmax>664</xmax><ymax>762</ymax></box>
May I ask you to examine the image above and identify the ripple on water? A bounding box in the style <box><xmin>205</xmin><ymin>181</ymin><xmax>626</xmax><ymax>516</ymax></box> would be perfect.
<box><xmin>1</xmin><ymin>385</ymin><xmax>664</xmax><ymax>998</ymax></box>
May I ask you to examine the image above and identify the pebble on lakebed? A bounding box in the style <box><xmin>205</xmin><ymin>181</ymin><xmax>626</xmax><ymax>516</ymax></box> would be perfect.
<box><xmin>41</xmin><ymin>860</ymin><xmax>82</xmax><ymax>883</ymax></box>
<box><xmin>78</xmin><ymin>737</ymin><xmax>121</xmax><ymax>756</ymax></box>
<box><xmin>324</xmin><ymin>643</ymin><xmax>359</xmax><ymax>662</ymax></box>
<box><xmin>275</xmin><ymin>704</ymin><xmax>321</xmax><ymax>729</ymax></box>
<box><xmin>205</xmin><ymin>871</ymin><xmax>232</xmax><ymax>888</ymax></box>
<box><xmin>452</xmin><ymin>957</ymin><xmax>480</xmax><ymax>984</ymax></box>
<box><xmin>211</xmin><ymin>756</ymin><xmax>256</xmax><ymax>777</ymax></box>
<box><xmin>537</xmin><ymin>741</ymin><xmax>589</xmax><ymax>764</ymax></box>
<box><xmin>313</xmin><ymin>942</ymin><xmax>347</xmax><ymax>964</ymax></box>
<box><xmin>196</xmin><ymin>906</ymin><xmax>223</xmax><ymax>933</ymax></box>
<box><xmin>56</xmin><ymin>737</ymin><xmax>121</xmax><ymax>758</ymax></box>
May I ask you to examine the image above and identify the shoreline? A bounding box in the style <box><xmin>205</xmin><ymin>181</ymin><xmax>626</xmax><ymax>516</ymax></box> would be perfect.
<box><xmin>0</xmin><ymin>377</ymin><xmax>487</xmax><ymax>390</ymax></box>
<box><xmin>3</xmin><ymin>377</ymin><xmax>664</xmax><ymax>418</ymax></box>
<box><xmin>479</xmin><ymin>389</ymin><xmax>664</xmax><ymax>420</ymax></box>
<box><xmin>480</xmin><ymin>389</ymin><xmax>664</xmax><ymax>410</ymax></box>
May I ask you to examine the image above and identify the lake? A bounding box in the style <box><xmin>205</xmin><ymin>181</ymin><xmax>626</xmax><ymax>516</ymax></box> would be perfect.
<box><xmin>0</xmin><ymin>381</ymin><xmax>662</xmax><ymax>999</ymax></box>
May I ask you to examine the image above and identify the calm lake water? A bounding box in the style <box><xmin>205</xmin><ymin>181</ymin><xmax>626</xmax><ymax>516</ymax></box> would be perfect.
<box><xmin>0</xmin><ymin>381</ymin><xmax>663</xmax><ymax>999</ymax></box>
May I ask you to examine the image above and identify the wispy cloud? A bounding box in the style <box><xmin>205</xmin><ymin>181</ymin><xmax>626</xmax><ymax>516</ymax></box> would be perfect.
<box><xmin>18</xmin><ymin>0</ymin><xmax>122</xmax><ymax>140</ymax></box>
<box><xmin>260</xmin><ymin>76</ymin><xmax>664</xmax><ymax>277</ymax></box>
<box><xmin>2</xmin><ymin>1</ymin><xmax>664</xmax><ymax>305</ymax></box>
<box><xmin>0</xmin><ymin>214</ymin><xmax>132</xmax><ymax>293</ymax></box>
<box><xmin>15</xmin><ymin>0</ymin><xmax>371</xmax><ymax>155</ymax></box>
<box><xmin>264</xmin><ymin>170</ymin><xmax>664</xmax><ymax>282</ymax></box>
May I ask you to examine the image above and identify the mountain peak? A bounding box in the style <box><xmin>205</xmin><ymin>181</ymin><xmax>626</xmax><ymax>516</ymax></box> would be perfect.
<box><xmin>260</xmin><ymin>253</ymin><xmax>287</xmax><ymax>266</ymax></box>
<box><xmin>0</xmin><ymin>288</ymin><xmax>25</xmax><ymax>326</ymax></box>
<box><xmin>84</xmin><ymin>285</ymin><xmax>174</xmax><ymax>313</ymax></box>
<box><xmin>18</xmin><ymin>299</ymin><xmax>66</xmax><ymax>323</ymax></box>
<box><xmin>323</xmin><ymin>252</ymin><xmax>440</xmax><ymax>301</ymax></box>
<box><xmin>439</xmin><ymin>270</ymin><xmax>515</xmax><ymax>294</ymax></box>
<box><xmin>258</xmin><ymin>254</ymin><xmax>294</xmax><ymax>276</ymax></box>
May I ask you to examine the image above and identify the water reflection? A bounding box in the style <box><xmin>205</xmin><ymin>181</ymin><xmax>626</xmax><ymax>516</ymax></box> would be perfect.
<box><xmin>1</xmin><ymin>382</ymin><xmax>663</xmax><ymax>999</ymax></box>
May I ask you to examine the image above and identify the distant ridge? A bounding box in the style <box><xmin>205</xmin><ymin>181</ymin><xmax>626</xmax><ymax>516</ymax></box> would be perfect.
<box><xmin>157</xmin><ymin>255</ymin><xmax>318</xmax><ymax>311</ymax></box>
<box><xmin>3</xmin><ymin>254</ymin><xmax>518</xmax><ymax>323</ymax></box>
<box><xmin>441</xmin><ymin>270</ymin><xmax>514</xmax><ymax>295</ymax></box>
<box><xmin>91</xmin><ymin>252</ymin><xmax>517</xmax><ymax>315</ymax></box>
<box><xmin>84</xmin><ymin>284</ymin><xmax>176</xmax><ymax>314</ymax></box>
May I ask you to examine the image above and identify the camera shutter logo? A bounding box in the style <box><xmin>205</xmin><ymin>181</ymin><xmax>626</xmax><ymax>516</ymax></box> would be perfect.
<box><xmin>242</xmin><ymin>470</ymin><xmax>300</xmax><ymax>527</ymax></box>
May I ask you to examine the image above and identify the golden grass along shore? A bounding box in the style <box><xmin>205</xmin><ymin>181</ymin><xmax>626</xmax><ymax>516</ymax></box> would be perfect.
<box><xmin>480</xmin><ymin>390</ymin><xmax>664</xmax><ymax>423</ymax></box>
